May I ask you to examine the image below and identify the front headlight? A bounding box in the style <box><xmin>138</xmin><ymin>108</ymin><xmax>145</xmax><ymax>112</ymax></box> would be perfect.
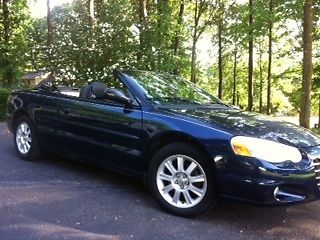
<box><xmin>231</xmin><ymin>136</ymin><xmax>302</xmax><ymax>163</ymax></box>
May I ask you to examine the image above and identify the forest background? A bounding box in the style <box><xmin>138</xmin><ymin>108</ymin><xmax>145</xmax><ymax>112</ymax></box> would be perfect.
<box><xmin>0</xmin><ymin>0</ymin><xmax>319</xmax><ymax>128</ymax></box>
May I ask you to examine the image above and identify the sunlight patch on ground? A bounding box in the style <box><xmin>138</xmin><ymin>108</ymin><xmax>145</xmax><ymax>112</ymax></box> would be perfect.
<box><xmin>1</xmin><ymin>223</ymin><xmax>120</xmax><ymax>240</ymax></box>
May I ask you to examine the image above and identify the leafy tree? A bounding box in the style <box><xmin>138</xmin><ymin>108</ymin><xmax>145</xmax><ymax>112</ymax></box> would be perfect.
<box><xmin>190</xmin><ymin>0</ymin><xmax>217</xmax><ymax>83</ymax></box>
<box><xmin>47</xmin><ymin>0</ymin><xmax>53</xmax><ymax>46</ymax></box>
<box><xmin>2</xmin><ymin>0</ymin><xmax>320</xmax><ymax>129</ymax></box>
<box><xmin>0</xmin><ymin>0</ymin><xmax>31</xmax><ymax>87</ymax></box>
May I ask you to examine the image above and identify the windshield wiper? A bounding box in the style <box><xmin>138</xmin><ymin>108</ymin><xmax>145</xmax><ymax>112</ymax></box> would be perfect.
<box><xmin>203</xmin><ymin>101</ymin><xmax>230</xmax><ymax>107</ymax></box>
<box><xmin>163</xmin><ymin>97</ymin><xmax>201</xmax><ymax>105</ymax></box>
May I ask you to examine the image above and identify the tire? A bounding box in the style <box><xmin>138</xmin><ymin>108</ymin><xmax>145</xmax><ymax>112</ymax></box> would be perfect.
<box><xmin>14</xmin><ymin>115</ymin><xmax>41</xmax><ymax>161</ymax></box>
<box><xmin>147</xmin><ymin>142</ymin><xmax>218</xmax><ymax>217</ymax></box>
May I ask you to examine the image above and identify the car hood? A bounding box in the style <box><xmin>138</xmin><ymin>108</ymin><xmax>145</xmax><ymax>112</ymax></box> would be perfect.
<box><xmin>159</xmin><ymin>106</ymin><xmax>320</xmax><ymax>148</ymax></box>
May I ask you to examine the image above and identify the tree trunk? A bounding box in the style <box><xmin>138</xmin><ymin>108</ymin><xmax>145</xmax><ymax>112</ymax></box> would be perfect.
<box><xmin>237</xmin><ymin>92</ymin><xmax>240</xmax><ymax>106</ymax></box>
<box><xmin>3</xmin><ymin>0</ymin><xmax>12</xmax><ymax>87</ymax></box>
<box><xmin>173</xmin><ymin>0</ymin><xmax>185</xmax><ymax>75</ymax></box>
<box><xmin>190</xmin><ymin>0</ymin><xmax>199</xmax><ymax>83</ymax></box>
<box><xmin>218</xmin><ymin>20</ymin><xmax>223</xmax><ymax>99</ymax></box>
<box><xmin>138</xmin><ymin>0</ymin><xmax>148</xmax><ymax>61</ymax></box>
<box><xmin>173</xmin><ymin>1</ymin><xmax>184</xmax><ymax>56</ymax></box>
<box><xmin>47</xmin><ymin>0</ymin><xmax>53</xmax><ymax>46</ymax></box>
<box><xmin>300</xmin><ymin>0</ymin><xmax>313</xmax><ymax>129</ymax></box>
<box><xmin>157</xmin><ymin>1</ymin><xmax>169</xmax><ymax>38</ymax></box>
<box><xmin>3</xmin><ymin>0</ymin><xmax>9</xmax><ymax>43</ymax></box>
<box><xmin>190</xmin><ymin>0</ymin><xmax>212</xmax><ymax>82</ymax></box>
<box><xmin>88</xmin><ymin>0</ymin><xmax>95</xmax><ymax>27</ymax></box>
<box><xmin>248</xmin><ymin>0</ymin><xmax>254</xmax><ymax>112</ymax></box>
<box><xmin>259</xmin><ymin>42</ymin><xmax>263</xmax><ymax>113</ymax></box>
<box><xmin>95</xmin><ymin>0</ymin><xmax>104</xmax><ymax>21</ymax></box>
<box><xmin>318</xmin><ymin>96</ymin><xmax>320</xmax><ymax>127</ymax></box>
<box><xmin>232</xmin><ymin>47</ymin><xmax>237</xmax><ymax>106</ymax></box>
<box><xmin>157</xmin><ymin>0</ymin><xmax>169</xmax><ymax>66</ymax></box>
<box><xmin>190</xmin><ymin>39</ymin><xmax>197</xmax><ymax>83</ymax></box>
<box><xmin>266</xmin><ymin>0</ymin><xmax>273</xmax><ymax>115</ymax></box>
<box><xmin>87</xmin><ymin>0</ymin><xmax>95</xmax><ymax>48</ymax></box>
<box><xmin>139</xmin><ymin>0</ymin><xmax>148</xmax><ymax>31</ymax></box>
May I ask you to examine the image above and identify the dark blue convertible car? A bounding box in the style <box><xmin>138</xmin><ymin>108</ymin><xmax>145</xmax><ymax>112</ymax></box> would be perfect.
<box><xmin>6</xmin><ymin>70</ymin><xmax>320</xmax><ymax>216</ymax></box>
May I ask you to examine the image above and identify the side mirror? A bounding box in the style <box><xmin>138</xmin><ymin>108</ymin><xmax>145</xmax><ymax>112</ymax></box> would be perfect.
<box><xmin>104</xmin><ymin>88</ymin><xmax>132</xmax><ymax>106</ymax></box>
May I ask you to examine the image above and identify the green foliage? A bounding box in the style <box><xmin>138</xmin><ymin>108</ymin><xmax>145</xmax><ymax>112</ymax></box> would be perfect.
<box><xmin>0</xmin><ymin>0</ymin><xmax>31</xmax><ymax>87</ymax></box>
<box><xmin>0</xmin><ymin>88</ymin><xmax>10</xmax><ymax>120</ymax></box>
<box><xmin>25</xmin><ymin>17</ymin><xmax>47</xmax><ymax>70</ymax></box>
<box><xmin>312</xmin><ymin>127</ymin><xmax>320</xmax><ymax>135</ymax></box>
<box><xmin>0</xmin><ymin>0</ymin><xmax>319</xmax><ymax>120</ymax></box>
<box><xmin>25</xmin><ymin>0</ymin><xmax>194</xmax><ymax>86</ymax></box>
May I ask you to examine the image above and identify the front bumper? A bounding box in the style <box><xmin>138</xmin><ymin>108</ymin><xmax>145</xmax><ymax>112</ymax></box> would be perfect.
<box><xmin>216</xmin><ymin>148</ymin><xmax>320</xmax><ymax>205</ymax></box>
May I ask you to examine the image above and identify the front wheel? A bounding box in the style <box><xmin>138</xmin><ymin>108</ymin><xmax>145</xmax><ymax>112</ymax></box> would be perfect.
<box><xmin>148</xmin><ymin>142</ymin><xmax>218</xmax><ymax>217</ymax></box>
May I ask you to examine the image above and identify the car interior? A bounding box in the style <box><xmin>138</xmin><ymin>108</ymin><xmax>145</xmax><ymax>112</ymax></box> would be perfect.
<box><xmin>55</xmin><ymin>81</ymin><xmax>133</xmax><ymax>104</ymax></box>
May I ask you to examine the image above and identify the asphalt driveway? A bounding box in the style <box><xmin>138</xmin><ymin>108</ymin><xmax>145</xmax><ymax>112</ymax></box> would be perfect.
<box><xmin>0</xmin><ymin>122</ymin><xmax>319</xmax><ymax>240</ymax></box>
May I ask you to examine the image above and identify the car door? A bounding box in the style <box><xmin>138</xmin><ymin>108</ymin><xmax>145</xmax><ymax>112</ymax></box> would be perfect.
<box><xmin>55</xmin><ymin>80</ymin><xmax>144</xmax><ymax>174</ymax></box>
<box><xmin>33</xmin><ymin>91</ymin><xmax>62</xmax><ymax>148</ymax></box>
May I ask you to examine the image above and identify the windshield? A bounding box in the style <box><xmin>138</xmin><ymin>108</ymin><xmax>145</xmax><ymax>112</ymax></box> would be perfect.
<box><xmin>123</xmin><ymin>71</ymin><xmax>222</xmax><ymax>105</ymax></box>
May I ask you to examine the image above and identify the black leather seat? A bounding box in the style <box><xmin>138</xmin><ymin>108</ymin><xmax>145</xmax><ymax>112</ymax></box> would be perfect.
<box><xmin>80</xmin><ymin>82</ymin><xmax>108</xmax><ymax>99</ymax></box>
<box><xmin>79</xmin><ymin>85</ymin><xmax>92</xmax><ymax>98</ymax></box>
<box><xmin>91</xmin><ymin>82</ymin><xmax>107</xmax><ymax>99</ymax></box>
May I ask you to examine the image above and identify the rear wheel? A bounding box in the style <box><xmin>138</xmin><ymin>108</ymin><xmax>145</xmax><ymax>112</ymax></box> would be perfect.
<box><xmin>14</xmin><ymin>116</ymin><xmax>41</xmax><ymax>161</ymax></box>
<box><xmin>148</xmin><ymin>142</ymin><xmax>218</xmax><ymax>216</ymax></box>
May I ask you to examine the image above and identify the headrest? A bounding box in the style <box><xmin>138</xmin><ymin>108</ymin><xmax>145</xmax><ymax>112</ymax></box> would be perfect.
<box><xmin>91</xmin><ymin>82</ymin><xmax>107</xmax><ymax>99</ymax></box>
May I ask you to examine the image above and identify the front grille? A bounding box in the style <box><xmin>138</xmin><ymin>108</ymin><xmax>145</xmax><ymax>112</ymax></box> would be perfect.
<box><xmin>314</xmin><ymin>158</ymin><xmax>320</xmax><ymax>189</ymax></box>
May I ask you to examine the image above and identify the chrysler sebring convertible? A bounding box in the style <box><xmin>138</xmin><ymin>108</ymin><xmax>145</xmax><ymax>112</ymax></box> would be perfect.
<box><xmin>6</xmin><ymin>70</ymin><xmax>320</xmax><ymax>216</ymax></box>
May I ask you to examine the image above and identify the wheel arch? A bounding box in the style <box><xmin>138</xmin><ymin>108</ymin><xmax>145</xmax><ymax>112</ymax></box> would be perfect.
<box><xmin>143</xmin><ymin>131</ymin><xmax>215</xmax><ymax>173</ymax></box>
<box><xmin>12</xmin><ymin>110</ymin><xmax>30</xmax><ymax>130</ymax></box>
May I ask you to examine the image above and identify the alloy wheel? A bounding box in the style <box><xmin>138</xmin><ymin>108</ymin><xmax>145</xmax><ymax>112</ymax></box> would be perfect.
<box><xmin>156</xmin><ymin>154</ymin><xmax>207</xmax><ymax>208</ymax></box>
<box><xmin>16</xmin><ymin>122</ymin><xmax>32</xmax><ymax>154</ymax></box>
